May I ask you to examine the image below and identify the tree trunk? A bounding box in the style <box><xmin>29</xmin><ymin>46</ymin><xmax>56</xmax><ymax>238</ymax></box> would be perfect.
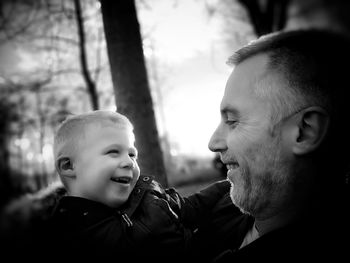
<box><xmin>238</xmin><ymin>0</ymin><xmax>289</xmax><ymax>36</ymax></box>
<box><xmin>100</xmin><ymin>0</ymin><xmax>167</xmax><ymax>186</ymax></box>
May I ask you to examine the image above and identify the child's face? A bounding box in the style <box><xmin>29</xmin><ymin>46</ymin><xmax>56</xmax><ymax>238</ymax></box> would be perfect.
<box><xmin>71</xmin><ymin>123</ymin><xmax>140</xmax><ymax>208</ymax></box>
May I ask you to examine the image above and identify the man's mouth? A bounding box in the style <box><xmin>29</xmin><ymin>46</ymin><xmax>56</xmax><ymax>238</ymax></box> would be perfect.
<box><xmin>110</xmin><ymin>177</ymin><xmax>132</xmax><ymax>184</ymax></box>
<box><xmin>226</xmin><ymin>163</ymin><xmax>239</xmax><ymax>171</ymax></box>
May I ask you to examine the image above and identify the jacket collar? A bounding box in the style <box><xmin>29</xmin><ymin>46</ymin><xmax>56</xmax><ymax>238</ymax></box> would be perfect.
<box><xmin>120</xmin><ymin>174</ymin><xmax>155</xmax><ymax>216</ymax></box>
<box><xmin>53</xmin><ymin>174</ymin><xmax>155</xmax><ymax>218</ymax></box>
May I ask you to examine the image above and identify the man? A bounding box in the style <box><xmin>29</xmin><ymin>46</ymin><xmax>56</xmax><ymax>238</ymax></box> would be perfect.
<box><xmin>191</xmin><ymin>29</ymin><xmax>350</xmax><ymax>262</ymax></box>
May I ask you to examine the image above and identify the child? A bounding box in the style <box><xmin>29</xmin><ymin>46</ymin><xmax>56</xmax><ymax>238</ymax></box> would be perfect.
<box><xmin>48</xmin><ymin>110</ymin><xmax>229</xmax><ymax>261</ymax></box>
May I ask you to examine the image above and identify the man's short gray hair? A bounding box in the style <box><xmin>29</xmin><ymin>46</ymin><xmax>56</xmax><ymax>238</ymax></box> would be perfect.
<box><xmin>227</xmin><ymin>29</ymin><xmax>348</xmax><ymax>124</ymax></box>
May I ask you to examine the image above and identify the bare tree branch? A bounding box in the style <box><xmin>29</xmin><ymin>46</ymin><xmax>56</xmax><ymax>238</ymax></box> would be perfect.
<box><xmin>73</xmin><ymin>0</ymin><xmax>99</xmax><ymax>110</ymax></box>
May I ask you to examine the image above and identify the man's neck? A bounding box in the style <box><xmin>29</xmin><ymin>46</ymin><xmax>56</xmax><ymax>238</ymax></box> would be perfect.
<box><xmin>255</xmin><ymin>208</ymin><xmax>298</xmax><ymax>236</ymax></box>
<box><xmin>255</xmin><ymin>191</ymin><xmax>319</xmax><ymax>236</ymax></box>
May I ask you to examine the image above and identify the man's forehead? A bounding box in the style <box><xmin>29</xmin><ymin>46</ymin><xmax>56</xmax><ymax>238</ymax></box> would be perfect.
<box><xmin>230</xmin><ymin>53</ymin><xmax>269</xmax><ymax>81</ymax></box>
<box><xmin>224</xmin><ymin>54</ymin><xmax>271</xmax><ymax>96</ymax></box>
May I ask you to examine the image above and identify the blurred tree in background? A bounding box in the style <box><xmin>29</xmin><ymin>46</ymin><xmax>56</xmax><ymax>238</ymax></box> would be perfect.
<box><xmin>100</xmin><ymin>0</ymin><xmax>167</xmax><ymax>186</ymax></box>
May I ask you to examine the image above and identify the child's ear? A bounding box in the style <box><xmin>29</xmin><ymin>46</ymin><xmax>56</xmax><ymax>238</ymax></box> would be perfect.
<box><xmin>56</xmin><ymin>157</ymin><xmax>76</xmax><ymax>178</ymax></box>
<box><xmin>292</xmin><ymin>106</ymin><xmax>330</xmax><ymax>155</ymax></box>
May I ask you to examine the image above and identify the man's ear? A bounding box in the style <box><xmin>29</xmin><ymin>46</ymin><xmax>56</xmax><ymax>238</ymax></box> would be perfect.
<box><xmin>292</xmin><ymin>106</ymin><xmax>330</xmax><ymax>155</ymax></box>
<box><xmin>56</xmin><ymin>157</ymin><xmax>76</xmax><ymax>178</ymax></box>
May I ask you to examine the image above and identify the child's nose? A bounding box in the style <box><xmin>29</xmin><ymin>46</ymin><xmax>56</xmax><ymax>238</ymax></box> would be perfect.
<box><xmin>120</xmin><ymin>155</ymin><xmax>134</xmax><ymax>169</ymax></box>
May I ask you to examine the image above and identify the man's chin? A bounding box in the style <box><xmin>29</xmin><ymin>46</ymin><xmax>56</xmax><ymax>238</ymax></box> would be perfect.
<box><xmin>230</xmin><ymin>188</ymin><xmax>252</xmax><ymax>215</ymax></box>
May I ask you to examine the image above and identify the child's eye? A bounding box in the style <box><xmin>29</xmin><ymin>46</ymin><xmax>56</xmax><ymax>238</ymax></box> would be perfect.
<box><xmin>129</xmin><ymin>153</ymin><xmax>137</xmax><ymax>159</ymax></box>
<box><xmin>107</xmin><ymin>149</ymin><xmax>120</xmax><ymax>155</ymax></box>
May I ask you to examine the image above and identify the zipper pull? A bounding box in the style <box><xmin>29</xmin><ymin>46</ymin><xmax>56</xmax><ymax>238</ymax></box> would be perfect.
<box><xmin>121</xmin><ymin>213</ymin><xmax>133</xmax><ymax>227</ymax></box>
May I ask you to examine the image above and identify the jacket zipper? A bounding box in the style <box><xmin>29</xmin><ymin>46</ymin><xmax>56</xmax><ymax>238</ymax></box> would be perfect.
<box><xmin>121</xmin><ymin>213</ymin><xmax>133</xmax><ymax>227</ymax></box>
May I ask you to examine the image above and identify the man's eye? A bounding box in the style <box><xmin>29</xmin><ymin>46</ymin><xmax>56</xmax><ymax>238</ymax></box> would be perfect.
<box><xmin>225</xmin><ymin>120</ymin><xmax>238</xmax><ymax>127</ymax></box>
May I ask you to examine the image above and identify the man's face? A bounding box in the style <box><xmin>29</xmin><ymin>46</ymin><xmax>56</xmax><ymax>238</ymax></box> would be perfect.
<box><xmin>209</xmin><ymin>54</ymin><xmax>292</xmax><ymax>219</ymax></box>
<box><xmin>72</xmin><ymin>123</ymin><xmax>140</xmax><ymax>208</ymax></box>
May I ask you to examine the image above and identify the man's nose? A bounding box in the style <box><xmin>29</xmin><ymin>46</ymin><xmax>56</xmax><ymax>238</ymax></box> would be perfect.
<box><xmin>208</xmin><ymin>125</ymin><xmax>227</xmax><ymax>152</ymax></box>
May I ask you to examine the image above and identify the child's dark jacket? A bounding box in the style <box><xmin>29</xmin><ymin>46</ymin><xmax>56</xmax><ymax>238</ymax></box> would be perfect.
<box><xmin>48</xmin><ymin>175</ymin><xmax>229</xmax><ymax>261</ymax></box>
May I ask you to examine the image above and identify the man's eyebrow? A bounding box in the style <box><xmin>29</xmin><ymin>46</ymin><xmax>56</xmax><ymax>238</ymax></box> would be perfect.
<box><xmin>220</xmin><ymin>106</ymin><xmax>240</xmax><ymax>116</ymax></box>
